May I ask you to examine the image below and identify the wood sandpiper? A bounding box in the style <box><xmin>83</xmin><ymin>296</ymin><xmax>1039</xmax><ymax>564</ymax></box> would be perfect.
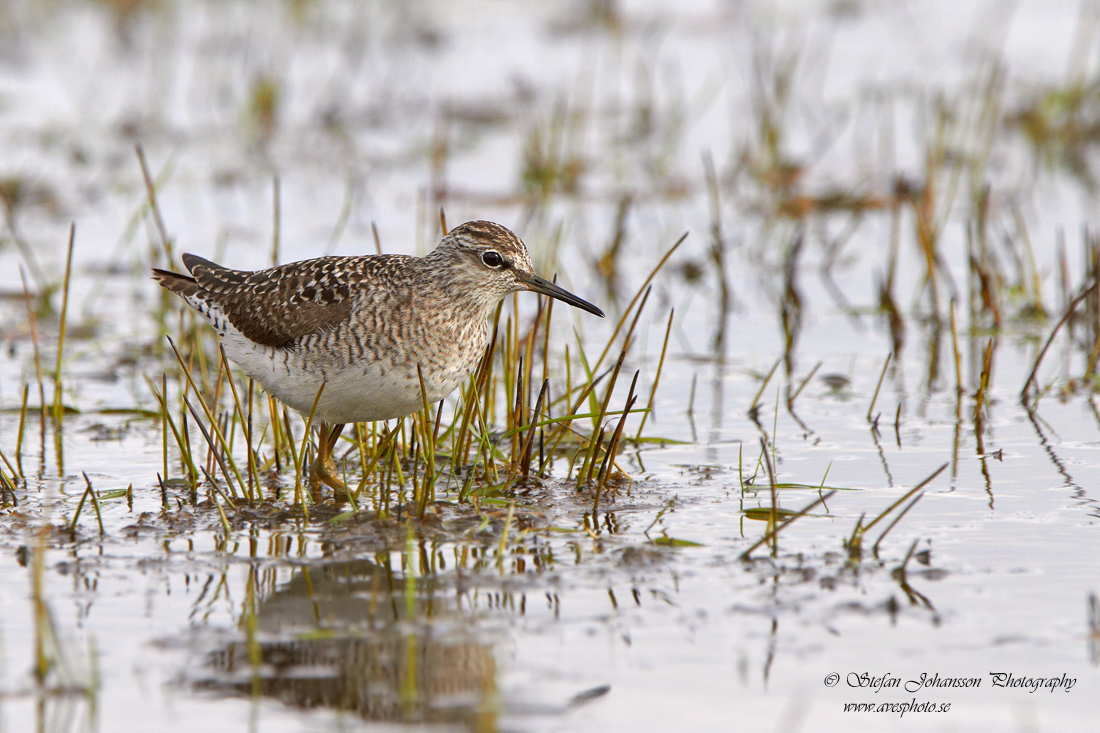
<box><xmin>152</xmin><ymin>220</ymin><xmax>604</xmax><ymax>497</ymax></box>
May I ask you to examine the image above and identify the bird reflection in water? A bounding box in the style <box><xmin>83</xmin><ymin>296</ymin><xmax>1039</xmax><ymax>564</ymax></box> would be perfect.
<box><xmin>197</xmin><ymin>558</ymin><xmax>497</xmax><ymax>728</ymax></box>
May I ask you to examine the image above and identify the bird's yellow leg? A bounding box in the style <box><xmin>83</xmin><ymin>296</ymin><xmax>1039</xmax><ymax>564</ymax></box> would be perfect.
<box><xmin>309</xmin><ymin>423</ymin><xmax>350</xmax><ymax>501</ymax></box>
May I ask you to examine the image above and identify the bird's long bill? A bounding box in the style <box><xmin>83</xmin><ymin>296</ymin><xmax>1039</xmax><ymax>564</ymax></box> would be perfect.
<box><xmin>523</xmin><ymin>273</ymin><xmax>605</xmax><ymax>317</ymax></box>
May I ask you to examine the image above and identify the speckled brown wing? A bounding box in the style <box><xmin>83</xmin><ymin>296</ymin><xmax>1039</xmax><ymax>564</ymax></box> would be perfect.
<box><xmin>180</xmin><ymin>253</ymin><xmax>369</xmax><ymax>348</ymax></box>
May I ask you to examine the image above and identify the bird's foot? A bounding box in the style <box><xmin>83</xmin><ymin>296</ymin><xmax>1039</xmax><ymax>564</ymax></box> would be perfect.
<box><xmin>309</xmin><ymin>454</ymin><xmax>352</xmax><ymax>503</ymax></box>
<box><xmin>308</xmin><ymin>423</ymin><xmax>352</xmax><ymax>503</ymax></box>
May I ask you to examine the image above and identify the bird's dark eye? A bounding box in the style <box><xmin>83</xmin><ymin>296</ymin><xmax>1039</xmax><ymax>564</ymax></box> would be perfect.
<box><xmin>481</xmin><ymin>251</ymin><xmax>505</xmax><ymax>269</ymax></box>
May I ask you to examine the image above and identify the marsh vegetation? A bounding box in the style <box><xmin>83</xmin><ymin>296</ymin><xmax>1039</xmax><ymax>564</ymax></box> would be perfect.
<box><xmin>0</xmin><ymin>1</ymin><xmax>1097</xmax><ymax>730</ymax></box>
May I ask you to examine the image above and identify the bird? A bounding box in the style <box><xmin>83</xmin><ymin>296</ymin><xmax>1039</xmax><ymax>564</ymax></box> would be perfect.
<box><xmin>152</xmin><ymin>220</ymin><xmax>604</xmax><ymax>498</ymax></box>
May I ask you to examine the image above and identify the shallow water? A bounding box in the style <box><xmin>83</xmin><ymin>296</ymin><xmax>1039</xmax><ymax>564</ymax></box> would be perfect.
<box><xmin>0</xmin><ymin>1</ymin><xmax>1098</xmax><ymax>731</ymax></box>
